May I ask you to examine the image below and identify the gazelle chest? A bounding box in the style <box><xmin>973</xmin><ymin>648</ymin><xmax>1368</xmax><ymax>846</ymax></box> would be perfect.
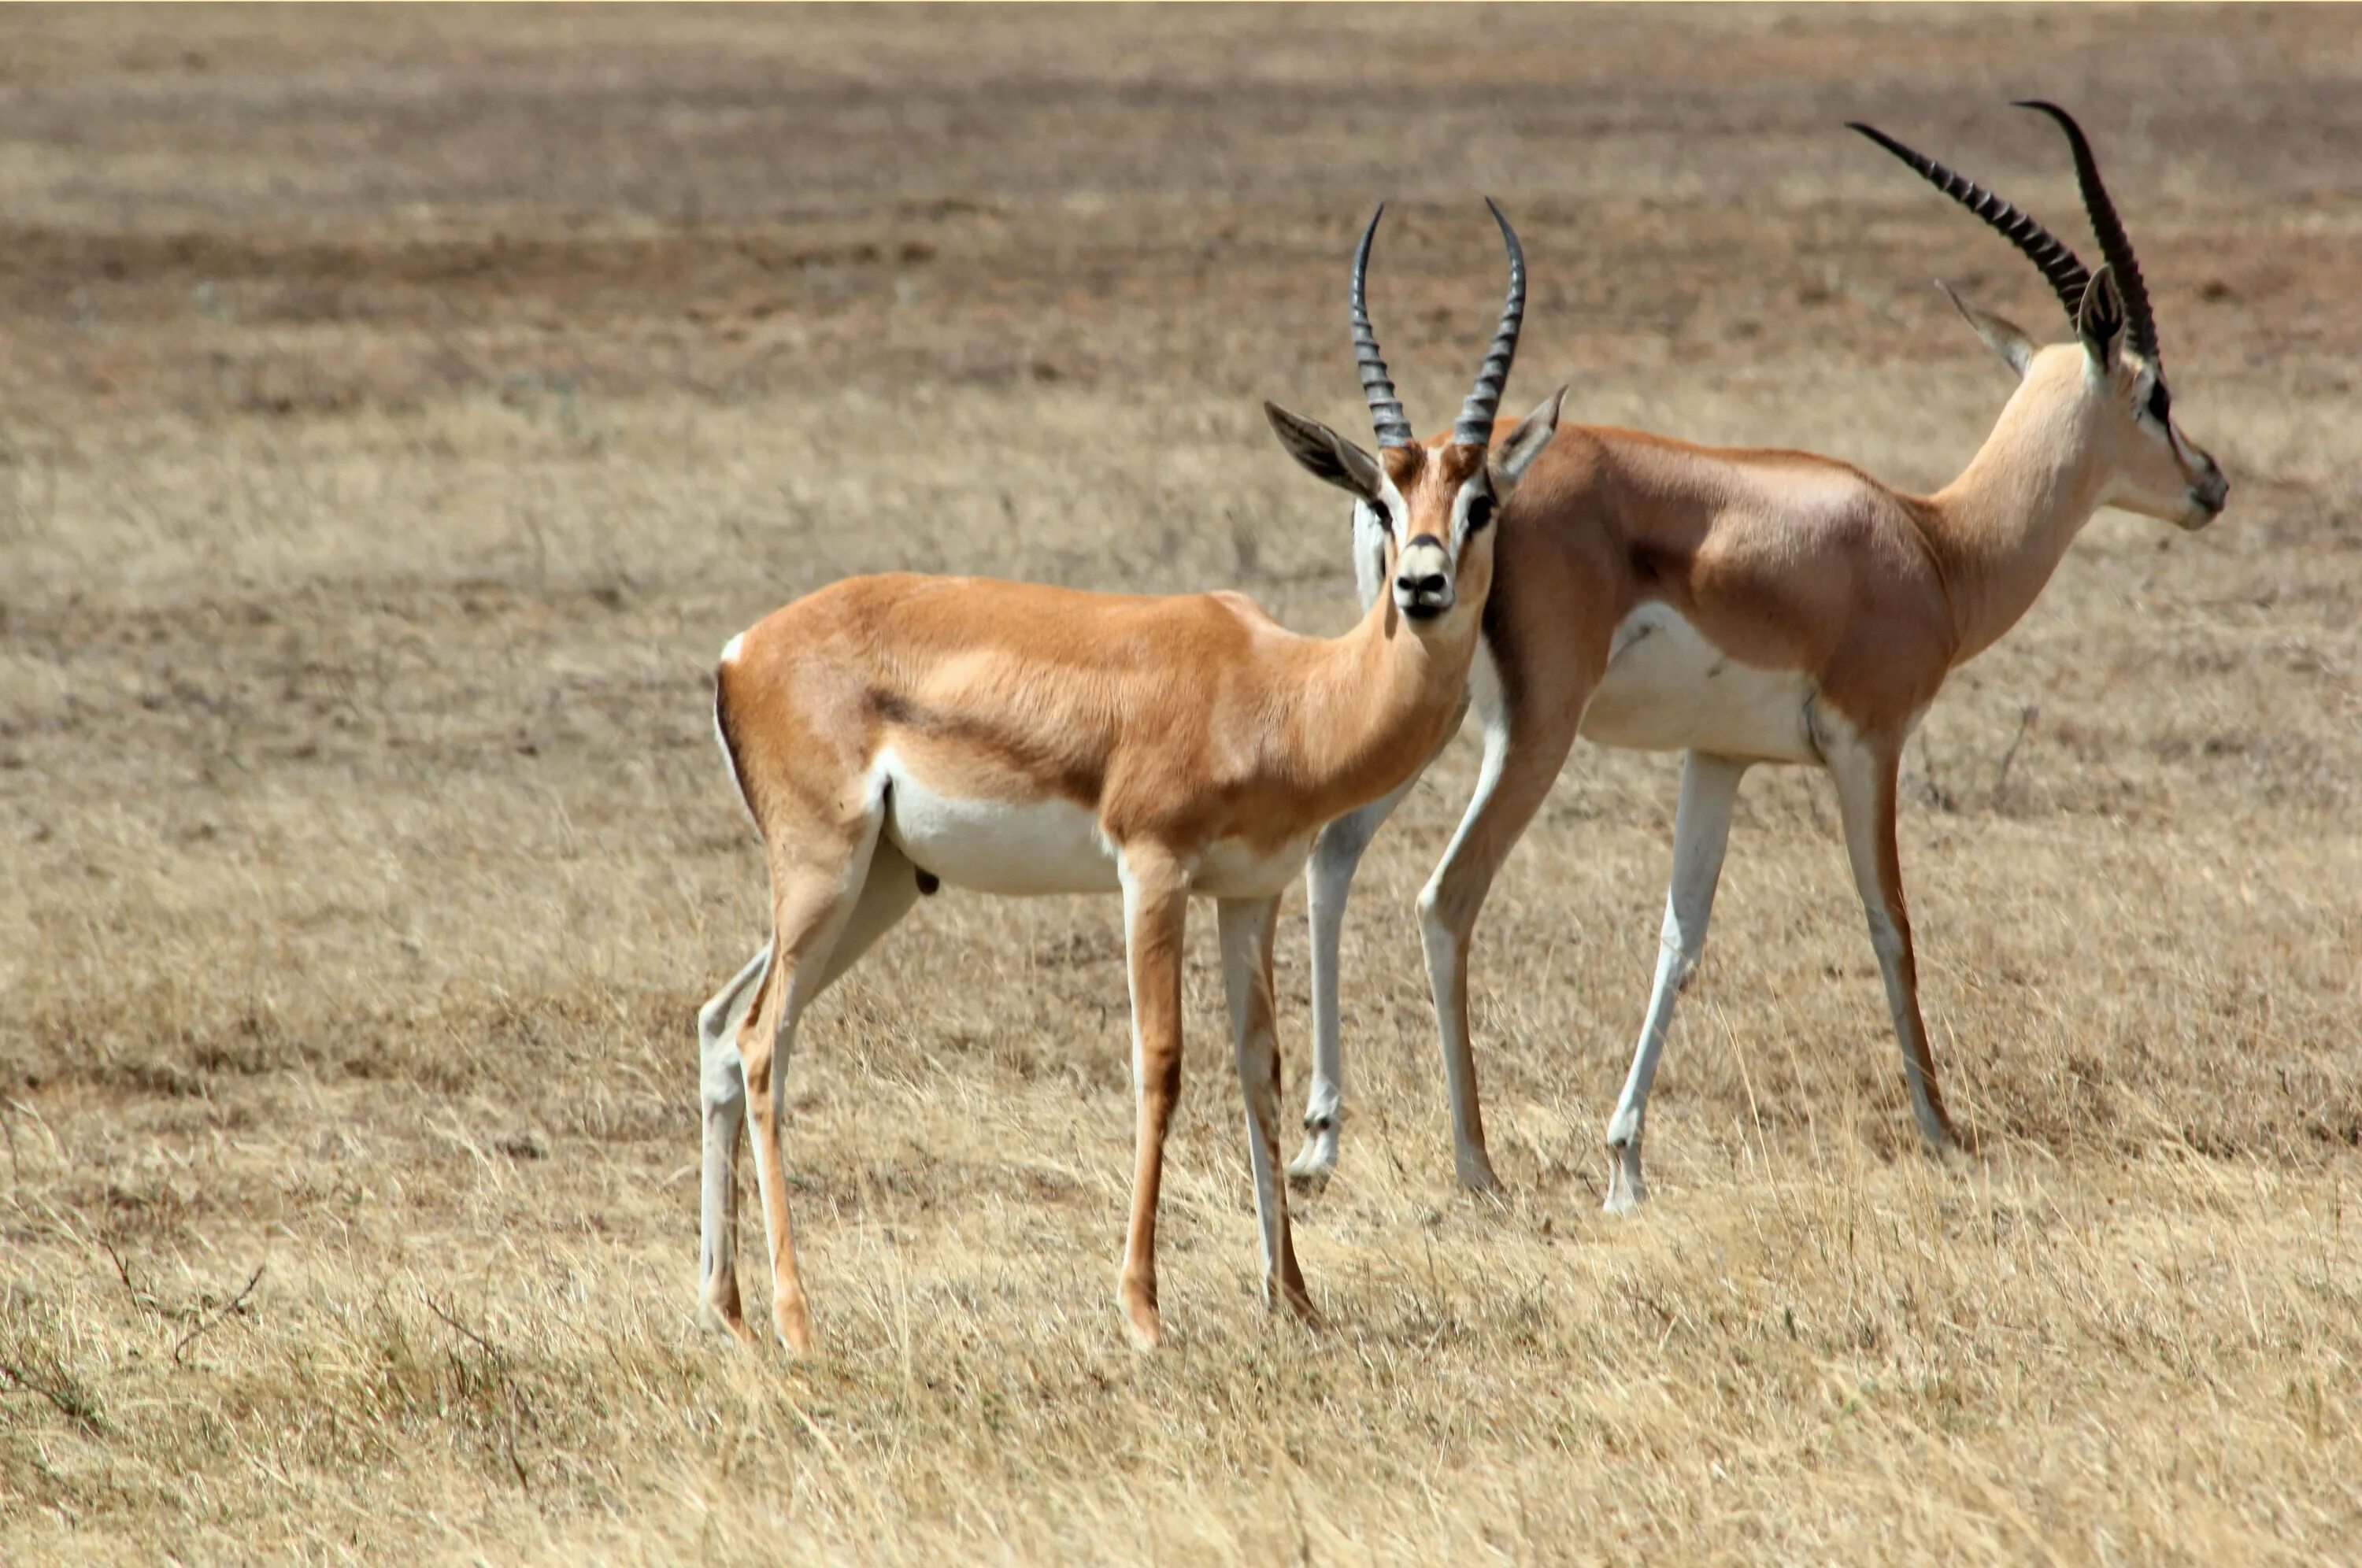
<box><xmin>1188</xmin><ymin>834</ymin><xmax>1314</xmax><ymax>900</ymax></box>
<box><xmin>1576</xmin><ymin>603</ymin><xmax>1820</xmax><ymax>764</ymax></box>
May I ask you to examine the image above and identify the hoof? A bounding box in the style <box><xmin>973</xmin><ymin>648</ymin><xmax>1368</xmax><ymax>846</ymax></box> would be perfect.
<box><xmin>1276</xmin><ymin>1278</ymin><xmax>1327</xmax><ymax>1334</ymax></box>
<box><xmin>1287</xmin><ymin>1131</ymin><xmax>1337</xmax><ymax>1193</ymax></box>
<box><xmin>698</xmin><ymin>1275</ymin><xmax>761</xmax><ymax>1345</ymax></box>
<box><xmin>1457</xmin><ymin>1157</ymin><xmax>1505</xmax><ymax>1201</ymax></box>
<box><xmin>772</xmin><ymin>1292</ymin><xmax>813</xmax><ymax>1356</ymax></box>
<box><xmin>1927</xmin><ymin>1131</ymin><xmax>1971</xmax><ymax>1169</ymax></box>
<box><xmin>699</xmin><ymin>1301</ymin><xmax>761</xmax><ymax>1346</ymax></box>
<box><xmin>1120</xmin><ymin>1275</ymin><xmax>1163</xmax><ymax>1351</ymax></box>
<box><xmin>1603</xmin><ymin>1153</ymin><xmax>1647</xmax><ymax>1217</ymax></box>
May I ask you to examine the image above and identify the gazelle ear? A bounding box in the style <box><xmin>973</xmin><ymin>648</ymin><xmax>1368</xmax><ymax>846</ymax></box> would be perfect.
<box><xmin>1935</xmin><ymin>281</ymin><xmax>2038</xmax><ymax>382</ymax></box>
<box><xmin>2075</xmin><ymin>265</ymin><xmax>2127</xmax><ymax>370</ymax></box>
<box><xmin>1490</xmin><ymin>386</ymin><xmax>1565</xmax><ymax>487</ymax></box>
<box><xmin>1264</xmin><ymin>401</ymin><xmax>1383</xmax><ymax>501</ymax></box>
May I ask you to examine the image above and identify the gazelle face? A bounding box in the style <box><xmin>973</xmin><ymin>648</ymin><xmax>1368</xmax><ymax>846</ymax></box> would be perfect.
<box><xmin>2009</xmin><ymin>338</ymin><xmax>2228</xmax><ymax>534</ymax></box>
<box><xmin>2101</xmin><ymin>354</ymin><xmax>2228</xmax><ymax>531</ymax></box>
<box><xmin>1265</xmin><ymin>198</ymin><xmax>1549</xmax><ymax>634</ymax></box>
<box><xmin>1368</xmin><ymin>442</ymin><xmax>1499</xmax><ymax>627</ymax></box>
<box><xmin>1267</xmin><ymin>390</ymin><xmax>1564</xmax><ymax>634</ymax></box>
<box><xmin>1860</xmin><ymin>104</ymin><xmax>2230</xmax><ymax>534</ymax></box>
<box><xmin>1950</xmin><ymin>273</ymin><xmax>2229</xmax><ymax>535</ymax></box>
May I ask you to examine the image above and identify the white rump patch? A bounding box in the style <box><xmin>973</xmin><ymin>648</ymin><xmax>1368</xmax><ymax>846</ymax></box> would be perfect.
<box><xmin>1579</xmin><ymin>604</ymin><xmax>1819</xmax><ymax>764</ymax></box>
<box><xmin>719</xmin><ymin>632</ymin><xmax>746</xmax><ymax>665</ymax></box>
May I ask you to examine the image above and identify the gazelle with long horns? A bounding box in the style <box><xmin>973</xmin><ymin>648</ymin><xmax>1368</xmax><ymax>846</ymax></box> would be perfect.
<box><xmin>1287</xmin><ymin>104</ymin><xmax>2227</xmax><ymax>1211</ymax></box>
<box><xmin>696</xmin><ymin>202</ymin><xmax>1564</xmax><ymax>1350</ymax></box>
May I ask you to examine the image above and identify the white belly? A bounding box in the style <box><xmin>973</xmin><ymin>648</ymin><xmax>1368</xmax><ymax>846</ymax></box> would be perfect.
<box><xmin>881</xmin><ymin>760</ymin><xmax>1312</xmax><ymax>901</ymax></box>
<box><xmin>883</xmin><ymin>764</ymin><xmax>1120</xmax><ymax>896</ymax></box>
<box><xmin>1576</xmin><ymin>604</ymin><xmax>1819</xmax><ymax>764</ymax></box>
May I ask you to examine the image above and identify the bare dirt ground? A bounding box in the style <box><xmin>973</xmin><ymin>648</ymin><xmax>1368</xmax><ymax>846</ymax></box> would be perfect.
<box><xmin>2</xmin><ymin>6</ymin><xmax>2358</xmax><ymax>1562</ymax></box>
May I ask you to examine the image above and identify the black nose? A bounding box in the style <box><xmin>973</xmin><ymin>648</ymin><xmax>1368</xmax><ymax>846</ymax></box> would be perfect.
<box><xmin>1395</xmin><ymin>571</ymin><xmax>1447</xmax><ymax>599</ymax></box>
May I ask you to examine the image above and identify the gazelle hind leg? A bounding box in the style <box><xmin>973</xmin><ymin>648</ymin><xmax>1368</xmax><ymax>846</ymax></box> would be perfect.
<box><xmin>739</xmin><ymin>802</ymin><xmax>890</xmax><ymax>1354</ymax></box>
<box><xmin>1602</xmin><ymin>750</ymin><xmax>1748</xmax><ymax>1215</ymax></box>
<box><xmin>698</xmin><ymin>841</ymin><xmax>920</xmax><ymax>1341</ymax></box>
<box><xmin>1820</xmin><ymin>719</ymin><xmax>1959</xmax><ymax>1156</ymax></box>
<box><xmin>1416</xmin><ymin>699</ymin><xmax>1581</xmax><ymax>1195</ymax></box>
<box><xmin>1220</xmin><ymin>895</ymin><xmax>1318</xmax><ymax>1326</ymax></box>
<box><xmin>813</xmin><ymin>838</ymin><xmax>924</xmax><ymax>995</ymax></box>
<box><xmin>698</xmin><ymin>944</ymin><xmax>770</xmax><ymax>1340</ymax></box>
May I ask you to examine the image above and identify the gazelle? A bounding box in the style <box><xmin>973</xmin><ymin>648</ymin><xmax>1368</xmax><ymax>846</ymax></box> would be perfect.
<box><xmin>695</xmin><ymin>202</ymin><xmax>1564</xmax><ymax>1350</ymax></box>
<box><xmin>1287</xmin><ymin>103</ymin><xmax>2227</xmax><ymax>1212</ymax></box>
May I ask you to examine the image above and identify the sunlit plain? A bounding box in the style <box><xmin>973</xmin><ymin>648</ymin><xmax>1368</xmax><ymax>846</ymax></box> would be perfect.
<box><xmin>2</xmin><ymin>7</ymin><xmax>2357</xmax><ymax>1562</ymax></box>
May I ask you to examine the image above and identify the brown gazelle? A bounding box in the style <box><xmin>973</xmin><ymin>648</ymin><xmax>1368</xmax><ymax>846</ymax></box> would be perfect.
<box><xmin>1286</xmin><ymin>104</ymin><xmax>2228</xmax><ymax>1211</ymax></box>
<box><xmin>697</xmin><ymin>203</ymin><xmax>1564</xmax><ymax>1350</ymax></box>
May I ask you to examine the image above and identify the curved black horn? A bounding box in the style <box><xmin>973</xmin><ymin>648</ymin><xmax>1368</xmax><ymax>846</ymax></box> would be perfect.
<box><xmin>2015</xmin><ymin>101</ymin><xmax>2160</xmax><ymax>372</ymax></box>
<box><xmin>1349</xmin><ymin>206</ymin><xmax>1413</xmax><ymax>449</ymax></box>
<box><xmin>1849</xmin><ymin>120</ymin><xmax>2092</xmax><ymax>327</ymax></box>
<box><xmin>1453</xmin><ymin>197</ymin><xmax>1526</xmax><ymax>447</ymax></box>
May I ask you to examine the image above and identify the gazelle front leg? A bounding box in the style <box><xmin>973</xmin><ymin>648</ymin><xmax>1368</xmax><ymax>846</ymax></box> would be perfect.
<box><xmin>1603</xmin><ymin>750</ymin><xmax>1748</xmax><ymax>1215</ymax></box>
<box><xmin>1416</xmin><ymin>700</ymin><xmax>1582</xmax><ymax>1195</ymax></box>
<box><xmin>1292</xmin><ymin>781</ymin><xmax>1414</xmax><ymax>1187</ymax></box>
<box><xmin>1116</xmin><ymin>848</ymin><xmax>1189</xmax><ymax>1349</ymax></box>
<box><xmin>1219</xmin><ymin>894</ymin><xmax>1319</xmax><ymax>1326</ymax></box>
<box><xmin>1294</xmin><ymin>696</ymin><xmax>1468</xmax><ymax>1189</ymax></box>
<box><xmin>1820</xmin><ymin>717</ymin><xmax>1960</xmax><ymax>1156</ymax></box>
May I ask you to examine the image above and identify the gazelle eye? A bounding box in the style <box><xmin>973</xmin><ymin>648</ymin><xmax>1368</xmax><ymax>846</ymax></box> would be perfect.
<box><xmin>1464</xmin><ymin>494</ymin><xmax>1495</xmax><ymax>532</ymax></box>
<box><xmin>2145</xmin><ymin>381</ymin><xmax>2172</xmax><ymax>423</ymax></box>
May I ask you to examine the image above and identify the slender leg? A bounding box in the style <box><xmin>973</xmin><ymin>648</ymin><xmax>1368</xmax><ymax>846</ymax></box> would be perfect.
<box><xmin>1219</xmin><ymin>895</ymin><xmax>1319</xmax><ymax>1326</ymax></box>
<box><xmin>739</xmin><ymin>807</ymin><xmax>887</xmax><ymax>1354</ymax></box>
<box><xmin>698</xmin><ymin>839</ymin><xmax>923</xmax><ymax>1342</ymax></box>
<box><xmin>1602</xmin><ymin>750</ymin><xmax>1749</xmax><ymax>1215</ymax></box>
<box><xmin>1821</xmin><ymin>723</ymin><xmax>1959</xmax><ymax>1156</ymax></box>
<box><xmin>1115</xmin><ymin>848</ymin><xmax>1188</xmax><ymax>1349</ymax></box>
<box><xmin>1293</xmin><ymin>693</ymin><xmax>1469</xmax><ymax>1188</ymax></box>
<box><xmin>1290</xmin><ymin>784</ymin><xmax>1410</xmax><ymax>1185</ymax></box>
<box><xmin>1416</xmin><ymin>699</ymin><xmax>1582</xmax><ymax>1193</ymax></box>
<box><xmin>812</xmin><ymin>838</ymin><xmax>924</xmax><ymax>994</ymax></box>
<box><xmin>698</xmin><ymin>944</ymin><xmax>770</xmax><ymax>1340</ymax></box>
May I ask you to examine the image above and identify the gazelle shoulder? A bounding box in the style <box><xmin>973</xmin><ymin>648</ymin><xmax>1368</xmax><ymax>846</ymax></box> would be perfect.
<box><xmin>1205</xmin><ymin>587</ymin><xmax>1286</xmax><ymax>634</ymax></box>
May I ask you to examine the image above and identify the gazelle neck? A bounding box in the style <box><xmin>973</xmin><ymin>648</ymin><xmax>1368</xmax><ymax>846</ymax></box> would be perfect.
<box><xmin>1922</xmin><ymin>352</ymin><xmax>2113</xmax><ymax>664</ymax></box>
<box><xmin>1285</xmin><ymin>587</ymin><xmax>1476</xmax><ymax>820</ymax></box>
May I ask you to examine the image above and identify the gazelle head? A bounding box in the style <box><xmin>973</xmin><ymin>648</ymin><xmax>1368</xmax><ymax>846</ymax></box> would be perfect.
<box><xmin>1265</xmin><ymin>201</ymin><xmax>1564</xmax><ymax>632</ymax></box>
<box><xmin>1853</xmin><ymin>102</ymin><xmax>2228</xmax><ymax>531</ymax></box>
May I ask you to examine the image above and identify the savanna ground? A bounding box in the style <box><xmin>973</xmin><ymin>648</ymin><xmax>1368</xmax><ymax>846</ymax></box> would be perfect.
<box><xmin>2</xmin><ymin>5</ymin><xmax>2358</xmax><ymax>1562</ymax></box>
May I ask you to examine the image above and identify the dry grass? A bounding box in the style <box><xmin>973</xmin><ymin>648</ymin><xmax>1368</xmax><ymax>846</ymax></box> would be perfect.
<box><xmin>3</xmin><ymin>6</ymin><xmax>2360</xmax><ymax>1562</ymax></box>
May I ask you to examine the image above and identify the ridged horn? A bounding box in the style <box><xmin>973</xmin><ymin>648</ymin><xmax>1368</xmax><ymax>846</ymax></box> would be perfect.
<box><xmin>2015</xmin><ymin>101</ymin><xmax>2160</xmax><ymax>372</ymax></box>
<box><xmin>1453</xmin><ymin>198</ymin><xmax>1527</xmax><ymax>447</ymax></box>
<box><xmin>1349</xmin><ymin>206</ymin><xmax>1413</xmax><ymax>449</ymax></box>
<box><xmin>1848</xmin><ymin>119</ymin><xmax>2092</xmax><ymax>326</ymax></box>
